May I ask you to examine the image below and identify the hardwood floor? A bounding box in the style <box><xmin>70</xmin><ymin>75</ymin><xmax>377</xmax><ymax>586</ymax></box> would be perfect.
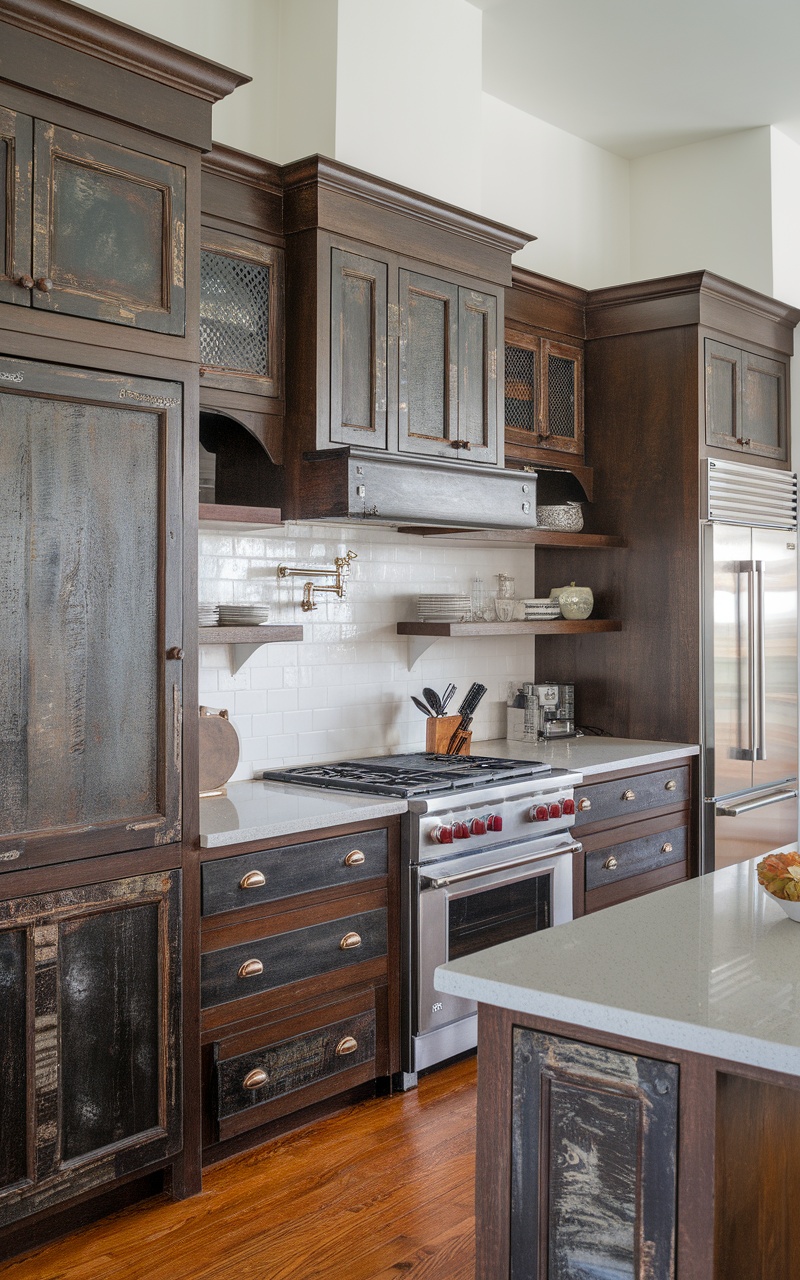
<box><xmin>3</xmin><ymin>1058</ymin><xmax>477</xmax><ymax>1280</ymax></box>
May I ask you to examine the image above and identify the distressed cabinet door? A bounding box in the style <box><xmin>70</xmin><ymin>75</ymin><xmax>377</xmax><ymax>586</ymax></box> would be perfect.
<box><xmin>0</xmin><ymin>872</ymin><xmax>181</xmax><ymax>1227</ymax></box>
<box><xmin>200</xmin><ymin>228</ymin><xmax>284</xmax><ymax>398</ymax></box>
<box><xmin>0</xmin><ymin>105</ymin><xmax>32</xmax><ymax>307</ymax></box>
<box><xmin>31</xmin><ymin>121</ymin><xmax>186</xmax><ymax>334</ymax></box>
<box><xmin>511</xmin><ymin>1029</ymin><xmax>678</xmax><ymax>1280</ymax></box>
<box><xmin>330</xmin><ymin>248</ymin><xmax>390</xmax><ymax>449</ymax></box>
<box><xmin>741</xmin><ymin>349</ymin><xmax>787</xmax><ymax>461</ymax></box>
<box><xmin>398</xmin><ymin>269</ymin><xmax>459</xmax><ymax>459</ymax></box>
<box><xmin>540</xmin><ymin>337</ymin><xmax>583</xmax><ymax>458</ymax></box>
<box><xmin>0</xmin><ymin>357</ymin><xmax>183</xmax><ymax>870</ymax></box>
<box><xmin>457</xmin><ymin>286</ymin><xmax>498</xmax><ymax>463</ymax></box>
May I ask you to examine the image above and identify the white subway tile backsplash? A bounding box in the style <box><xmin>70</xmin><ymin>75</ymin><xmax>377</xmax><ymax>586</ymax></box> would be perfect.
<box><xmin>198</xmin><ymin>520</ymin><xmax>537</xmax><ymax>777</ymax></box>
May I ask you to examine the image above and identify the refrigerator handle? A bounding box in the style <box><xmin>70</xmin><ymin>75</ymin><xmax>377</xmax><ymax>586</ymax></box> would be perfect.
<box><xmin>741</xmin><ymin>560</ymin><xmax>757</xmax><ymax>762</ymax></box>
<box><xmin>715</xmin><ymin>787</ymin><xmax>797</xmax><ymax>818</ymax></box>
<box><xmin>755</xmin><ymin>560</ymin><xmax>767</xmax><ymax>761</ymax></box>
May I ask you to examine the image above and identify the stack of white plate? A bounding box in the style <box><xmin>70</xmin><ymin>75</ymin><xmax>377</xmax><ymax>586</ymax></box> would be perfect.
<box><xmin>217</xmin><ymin>604</ymin><xmax>270</xmax><ymax>626</ymax></box>
<box><xmin>417</xmin><ymin>593</ymin><xmax>471</xmax><ymax>622</ymax></box>
<box><xmin>518</xmin><ymin>597</ymin><xmax>562</xmax><ymax>621</ymax></box>
<box><xmin>198</xmin><ymin>604</ymin><xmax>220</xmax><ymax>627</ymax></box>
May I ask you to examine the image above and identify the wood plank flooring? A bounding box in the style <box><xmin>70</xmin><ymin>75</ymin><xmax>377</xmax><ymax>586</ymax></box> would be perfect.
<box><xmin>2</xmin><ymin>1057</ymin><xmax>477</xmax><ymax>1280</ymax></box>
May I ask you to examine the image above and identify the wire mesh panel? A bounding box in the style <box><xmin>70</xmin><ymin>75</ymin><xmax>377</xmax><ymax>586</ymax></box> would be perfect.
<box><xmin>505</xmin><ymin>343</ymin><xmax>537</xmax><ymax>432</ymax></box>
<box><xmin>200</xmin><ymin>250</ymin><xmax>270</xmax><ymax>376</ymax></box>
<box><xmin>547</xmin><ymin>353</ymin><xmax>577</xmax><ymax>439</ymax></box>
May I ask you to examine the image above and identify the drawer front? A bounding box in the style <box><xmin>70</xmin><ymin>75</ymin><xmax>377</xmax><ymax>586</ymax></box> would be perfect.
<box><xmin>201</xmin><ymin>908</ymin><xmax>387</xmax><ymax>1008</ymax></box>
<box><xmin>575</xmin><ymin>766</ymin><xmax>689</xmax><ymax>827</ymax></box>
<box><xmin>585</xmin><ymin>825</ymin><xmax>687</xmax><ymax>892</ymax></box>
<box><xmin>216</xmin><ymin>1008</ymin><xmax>376</xmax><ymax>1121</ymax></box>
<box><xmin>201</xmin><ymin>828</ymin><xmax>388</xmax><ymax>917</ymax></box>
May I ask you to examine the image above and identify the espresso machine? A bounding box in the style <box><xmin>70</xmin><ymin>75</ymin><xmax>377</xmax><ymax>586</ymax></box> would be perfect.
<box><xmin>508</xmin><ymin>682</ymin><xmax>576</xmax><ymax>741</ymax></box>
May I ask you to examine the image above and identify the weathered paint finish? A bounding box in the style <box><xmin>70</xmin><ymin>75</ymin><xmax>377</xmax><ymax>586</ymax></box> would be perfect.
<box><xmin>0</xmin><ymin>871</ymin><xmax>181</xmax><ymax>1227</ymax></box>
<box><xmin>330</xmin><ymin>248</ymin><xmax>388</xmax><ymax>448</ymax></box>
<box><xmin>0</xmin><ymin>104</ymin><xmax>32</xmax><ymax>308</ymax></box>
<box><xmin>0</xmin><ymin>357</ymin><xmax>183</xmax><ymax>865</ymax></box>
<box><xmin>459</xmin><ymin>287</ymin><xmax>497</xmax><ymax>461</ymax></box>
<box><xmin>216</xmin><ymin>1008</ymin><xmax>376</xmax><ymax>1120</ymax></box>
<box><xmin>510</xmin><ymin>1029</ymin><xmax>678</xmax><ymax>1280</ymax></box>
<box><xmin>0</xmin><ymin>927</ymin><xmax>27</xmax><ymax>1190</ymax></box>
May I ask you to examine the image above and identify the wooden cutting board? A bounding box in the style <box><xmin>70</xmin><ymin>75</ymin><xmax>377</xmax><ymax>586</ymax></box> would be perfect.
<box><xmin>199</xmin><ymin>706</ymin><xmax>240</xmax><ymax>795</ymax></box>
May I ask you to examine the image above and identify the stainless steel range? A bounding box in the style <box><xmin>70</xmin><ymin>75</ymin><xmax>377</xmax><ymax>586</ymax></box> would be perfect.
<box><xmin>262</xmin><ymin>753</ymin><xmax>582</xmax><ymax>1087</ymax></box>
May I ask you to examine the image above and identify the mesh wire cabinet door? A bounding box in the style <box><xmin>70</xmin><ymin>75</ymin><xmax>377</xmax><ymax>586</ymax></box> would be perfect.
<box><xmin>199</xmin><ymin>227</ymin><xmax>284</xmax><ymax>398</ymax></box>
<box><xmin>504</xmin><ymin>330</ymin><xmax>583</xmax><ymax>462</ymax></box>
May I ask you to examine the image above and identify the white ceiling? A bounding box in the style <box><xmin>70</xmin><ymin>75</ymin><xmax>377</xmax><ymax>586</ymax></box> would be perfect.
<box><xmin>468</xmin><ymin>0</ymin><xmax>800</xmax><ymax>158</ymax></box>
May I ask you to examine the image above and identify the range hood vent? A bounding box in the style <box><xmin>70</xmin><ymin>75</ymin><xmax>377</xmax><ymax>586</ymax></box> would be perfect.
<box><xmin>706</xmin><ymin>459</ymin><xmax>797</xmax><ymax>530</ymax></box>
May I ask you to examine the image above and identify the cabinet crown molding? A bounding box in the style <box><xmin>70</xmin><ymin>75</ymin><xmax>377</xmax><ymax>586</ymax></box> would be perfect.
<box><xmin>0</xmin><ymin>0</ymin><xmax>250</xmax><ymax>102</ymax></box>
<box><xmin>587</xmin><ymin>269</ymin><xmax>800</xmax><ymax>330</ymax></box>
<box><xmin>281</xmin><ymin>154</ymin><xmax>535</xmax><ymax>256</ymax></box>
<box><xmin>203</xmin><ymin>144</ymin><xmax>283</xmax><ymax>196</ymax></box>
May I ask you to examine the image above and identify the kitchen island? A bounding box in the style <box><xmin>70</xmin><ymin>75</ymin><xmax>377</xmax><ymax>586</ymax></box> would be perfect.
<box><xmin>436</xmin><ymin>857</ymin><xmax>800</xmax><ymax>1280</ymax></box>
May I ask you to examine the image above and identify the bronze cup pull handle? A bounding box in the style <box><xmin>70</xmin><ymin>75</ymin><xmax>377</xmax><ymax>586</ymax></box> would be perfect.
<box><xmin>243</xmin><ymin>1068</ymin><xmax>268</xmax><ymax>1090</ymax></box>
<box><xmin>34</xmin><ymin>277</ymin><xmax>53</xmax><ymax>293</ymax></box>
<box><xmin>344</xmin><ymin>850</ymin><xmax>365</xmax><ymax>867</ymax></box>
<box><xmin>577</xmin><ymin>797</ymin><xmax>592</xmax><ymax>812</ymax></box>
<box><xmin>603</xmin><ymin>856</ymin><xmax>618</xmax><ymax>871</ymax></box>
<box><xmin>665</xmin><ymin>779</ymin><xmax>677</xmax><ymax>791</ymax></box>
<box><xmin>622</xmin><ymin>789</ymin><xmax>636</xmax><ymax>802</ymax></box>
<box><xmin>339</xmin><ymin>932</ymin><xmax>362</xmax><ymax>951</ymax></box>
<box><xmin>661</xmin><ymin>842</ymin><xmax>674</xmax><ymax>854</ymax></box>
<box><xmin>335</xmin><ymin>1036</ymin><xmax>358</xmax><ymax>1056</ymax></box>
<box><xmin>240</xmin><ymin>870</ymin><xmax>266</xmax><ymax>890</ymax></box>
<box><xmin>238</xmin><ymin>958</ymin><xmax>264</xmax><ymax>979</ymax></box>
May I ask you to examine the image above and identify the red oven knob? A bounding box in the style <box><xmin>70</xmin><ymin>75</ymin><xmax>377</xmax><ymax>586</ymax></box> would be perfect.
<box><xmin>487</xmin><ymin>814</ymin><xmax>503</xmax><ymax>832</ymax></box>
<box><xmin>470</xmin><ymin>817</ymin><xmax>487</xmax><ymax>836</ymax></box>
<box><xmin>453</xmin><ymin>821</ymin><xmax>470</xmax><ymax>839</ymax></box>
<box><xmin>433</xmin><ymin>824</ymin><xmax>454</xmax><ymax>844</ymax></box>
<box><xmin>532</xmin><ymin>804</ymin><xmax>548</xmax><ymax>822</ymax></box>
<box><xmin>562</xmin><ymin>798</ymin><xmax>575</xmax><ymax>816</ymax></box>
<box><xmin>549</xmin><ymin>801</ymin><xmax>562</xmax><ymax>819</ymax></box>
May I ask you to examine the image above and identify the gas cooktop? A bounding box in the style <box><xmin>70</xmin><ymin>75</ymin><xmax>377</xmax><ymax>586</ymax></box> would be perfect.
<box><xmin>261</xmin><ymin>753</ymin><xmax>551</xmax><ymax>798</ymax></box>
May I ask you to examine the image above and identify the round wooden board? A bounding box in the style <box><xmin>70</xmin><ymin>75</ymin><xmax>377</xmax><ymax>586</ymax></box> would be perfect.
<box><xmin>199</xmin><ymin>712</ymin><xmax>240</xmax><ymax>792</ymax></box>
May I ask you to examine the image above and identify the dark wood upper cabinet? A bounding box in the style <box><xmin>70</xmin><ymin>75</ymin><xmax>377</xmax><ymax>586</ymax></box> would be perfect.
<box><xmin>398</xmin><ymin>269</ymin><xmax>459</xmax><ymax>459</ymax></box>
<box><xmin>200</xmin><ymin>229</ymin><xmax>283</xmax><ymax>396</ymax></box>
<box><xmin>0</xmin><ymin>105</ymin><xmax>32</xmax><ymax>308</ymax></box>
<box><xmin>0</xmin><ymin>357</ymin><xmax>183</xmax><ymax>871</ymax></box>
<box><xmin>706</xmin><ymin>337</ymin><xmax>788</xmax><ymax>461</ymax></box>
<box><xmin>330</xmin><ymin>247</ymin><xmax>390</xmax><ymax>449</ymax></box>
<box><xmin>31</xmin><ymin>121</ymin><xmax>186</xmax><ymax>334</ymax></box>
<box><xmin>0</xmin><ymin>871</ymin><xmax>181</xmax><ymax>1228</ymax></box>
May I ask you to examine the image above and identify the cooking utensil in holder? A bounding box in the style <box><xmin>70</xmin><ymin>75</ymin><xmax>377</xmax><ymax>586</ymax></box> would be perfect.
<box><xmin>426</xmin><ymin>714</ymin><xmax>472</xmax><ymax>756</ymax></box>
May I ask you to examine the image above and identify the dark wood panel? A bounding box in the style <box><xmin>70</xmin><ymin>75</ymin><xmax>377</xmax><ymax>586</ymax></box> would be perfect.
<box><xmin>32</xmin><ymin>122</ymin><xmax>186</xmax><ymax>335</ymax></box>
<box><xmin>742</xmin><ymin>350</ymin><xmax>787</xmax><ymax>460</ymax></box>
<box><xmin>398</xmin><ymin>269</ymin><xmax>458</xmax><ymax>458</ymax></box>
<box><xmin>201</xmin><ymin>828</ymin><xmax>388</xmax><ymax>916</ymax></box>
<box><xmin>0</xmin><ymin>104</ymin><xmax>32</xmax><ymax>307</ymax></box>
<box><xmin>510</xmin><ymin>1029</ymin><xmax>678</xmax><ymax>1280</ymax></box>
<box><xmin>60</xmin><ymin>902</ymin><xmax>161</xmax><ymax>1160</ymax></box>
<box><xmin>330</xmin><ymin>247</ymin><xmax>388</xmax><ymax>448</ymax></box>
<box><xmin>705</xmin><ymin>338</ymin><xmax>741</xmax><ymax>449</ymax></box>
<box><xmin>506</xmin><ymin>267</ymin><xmax>587</xmax><ymax>340</ymax></box>
<box><xmin>201</xmin><ymin>908</ymin><xmax>387</xmax><ymax>1008</ymax></box>
<box><xmin>0</xmin><ymin>927</ymin><xmax>28</xmax><ymax>1190</ymax></box>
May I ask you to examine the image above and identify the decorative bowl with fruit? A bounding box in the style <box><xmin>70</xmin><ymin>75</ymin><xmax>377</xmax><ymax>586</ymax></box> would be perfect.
<box><xmin>756</xmin><ymin>851</ymin><xmax>800</xmax><ymax>920</ymax></box>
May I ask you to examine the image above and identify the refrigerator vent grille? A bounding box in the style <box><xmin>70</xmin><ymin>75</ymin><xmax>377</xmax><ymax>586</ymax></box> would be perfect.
<box><xmin>707</xmin><ymin>459</ymin><xmax>797</xmax><ymax>529</ymax></box>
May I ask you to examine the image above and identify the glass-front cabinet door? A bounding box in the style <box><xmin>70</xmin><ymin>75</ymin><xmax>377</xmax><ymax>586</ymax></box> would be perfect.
<box><xmin>0</xmin><ymin>357</ymin><xmax>183</xmax><ymax>870</ymax></box>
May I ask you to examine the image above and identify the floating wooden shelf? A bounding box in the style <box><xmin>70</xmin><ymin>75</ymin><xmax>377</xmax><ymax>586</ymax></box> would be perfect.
<box><xmin>397</xmin><ymin>618</ymin><xmax>621</xmax><ymax>667</ymax></box>
<box><xmin>199</xmin><ymin>503</ymin><xmax>283</xmax><ymax>530</ymax></box>
<box><xmin>199</xmin><ymin>624</ymin><xmax>303</xmax><ymax>674</ymax></box>
<box><xmin>396</xmin><ymin>526</ymin><xmax>626</xmax><ymax>549</ymax></box>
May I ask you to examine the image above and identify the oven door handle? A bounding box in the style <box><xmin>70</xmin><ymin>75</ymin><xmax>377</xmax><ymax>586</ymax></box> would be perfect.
<box><xmin>420</xmin><ymin>840</ymin><xmax>582</xmax><ymax>889</ymax></box>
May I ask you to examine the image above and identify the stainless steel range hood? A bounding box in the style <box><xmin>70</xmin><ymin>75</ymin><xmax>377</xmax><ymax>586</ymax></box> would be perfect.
<box><xmin>292</xmin><ymin>447</ymin><xmax>538</xmax><ymax>529</ymax></box>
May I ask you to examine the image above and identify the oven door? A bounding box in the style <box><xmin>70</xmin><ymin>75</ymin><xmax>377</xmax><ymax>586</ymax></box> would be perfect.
<box><xmin>415</xmin><ymin>837</ymin><xmax>577</xmax><ymax>1040</ymax></box>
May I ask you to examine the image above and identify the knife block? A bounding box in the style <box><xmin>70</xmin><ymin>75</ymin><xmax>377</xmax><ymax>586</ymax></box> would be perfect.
<box><xmin>426</xmin><ymin>715</ymin><xmax>472</xmax><ymax>756</ymax></box>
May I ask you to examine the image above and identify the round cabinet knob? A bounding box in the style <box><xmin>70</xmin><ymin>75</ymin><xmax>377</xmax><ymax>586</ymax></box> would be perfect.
<box><xmin>243</xmin><ymin>1068</ymin><xmax>268</xmax><ymax>1090</ymax></box>
<box><xmin>339</xmin><ymin>932</ymin><xmax>362</xmax><ymax>951</ymax></box>
<box><xmin>661</xmin><ymin>842</ymin><xmax>674</xmax><ymax>854</ymax></box>
<box><xmin>577</xmin><ymin>797</ymin><xmax>592</xmax><ymax>812</ymax></box>
<box><xmin>665</xmin><ymin>780</ymin><xmax>677</xmax><ymax>791</ymax></box>
<box><xmin>240</xmin><ymin>870</ymin><xmax>266</xmax><ymax>890</ymax></box>
<box><xmin>335</xmin><ymin>1036</ymin><xmax>358</xmax><ymax>1056</ymax></box>
<box><xmin>238</xmin><ymin>958</ymin><xmax>264</xmax><ymax>979</ymax></box>
<box><xmin>622</xmin><ymin>789</ymin><xmax>636</xmax><ymax>802</ymax></box>
<box><xmin>344</xmin><ymin>849</ymin><xmax>365</xmax><ymax>866</ymax></box>
<box><xmin>603</xmin><ymin>856</ymin><xmax>619</xmax><ymax>871</ymax></box>
<box><xmin>166</xmin><ymin>646</ymin><xmax>184</xmax><ymax>660</ymax></box>
<box><xmin>16</xmin><ymin>275</ymin><xmax>34</xmax><ymax>290</ymax></box>
<box><xmin>34</xmin><ymin>277</ymin><xmax>53</xmax><ymax>293</ymax></box>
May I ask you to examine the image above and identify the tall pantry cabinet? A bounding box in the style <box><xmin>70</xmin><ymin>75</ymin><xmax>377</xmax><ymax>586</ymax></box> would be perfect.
<box><xmin>0</xmin><ymin>0</ymin><xmax>245</xmax><ymax>1247</ymax></box>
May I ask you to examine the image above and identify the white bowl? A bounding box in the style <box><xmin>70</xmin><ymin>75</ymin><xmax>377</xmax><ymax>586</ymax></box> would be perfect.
<box><xmin>760</xmin><ymin>885</ymin><xmax>800</xmax><ymax>920</ymax></box>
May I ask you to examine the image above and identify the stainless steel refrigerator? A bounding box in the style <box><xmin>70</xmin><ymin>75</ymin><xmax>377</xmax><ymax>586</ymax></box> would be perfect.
<box><xmin>702</xmin><ymin>460</ymin><xmax>799</xmax><ymax>871</ymax></box>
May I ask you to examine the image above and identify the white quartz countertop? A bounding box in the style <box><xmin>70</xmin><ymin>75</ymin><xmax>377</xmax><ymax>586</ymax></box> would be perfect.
<box><xmin>199</xmin><ymin>779</ymin><xmax>407</xmax><ymax>847</ymax></box>
<box><xmin>474</xmin><ymin>736</ymin><xmax>699</xmax><ymax>777</ymax></box>
<box><xmin>436</xmin><ymin>858</ymin><xmax>800</xmax><ymax>1075</ymax></box>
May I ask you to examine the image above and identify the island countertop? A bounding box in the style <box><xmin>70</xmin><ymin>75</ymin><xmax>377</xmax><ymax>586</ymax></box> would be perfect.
<box><xmin>435</xmin><ymin>856</ymin><xmax>800</xmax><ymax>1076</ymax></box>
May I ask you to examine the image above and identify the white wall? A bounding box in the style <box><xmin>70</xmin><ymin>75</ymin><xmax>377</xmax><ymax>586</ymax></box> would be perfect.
<box><xmin>480</xmin><ymin>93</ymin><xmax>631</xmax><ymax>288</ymax></box>
<box><xmin>273</xmin><ymin>0</ymin><xmax>338</xmax><ymax>163</ymax></box>
<box><xmin>629</xmin><ymin>128</ymin><xmax>774</xmax><ymax>293</ymax></box>
<box><xmin>770</xmin><ymin>127</ymin><xmax>800</xmax><ymax>309</ymax></box>
<box><xmin>334</xmin><ymin>0</ymin><xmax>483</xmax><ymax>211</ymax></box>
